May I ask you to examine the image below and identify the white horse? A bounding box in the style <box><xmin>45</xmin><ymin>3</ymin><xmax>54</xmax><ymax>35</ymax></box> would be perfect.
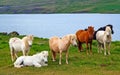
<box><xmin>14</xmin><ymin>51</ymin><xmax>48</xmax><ymax>68</ymax></box>
<box><xmin>9</xmin><ymin>35</ymin><xmax>34</xmax><ymax>61</ymax></box>
<box><xmin>49</xmin><ymin>34</ymin><xmax>77</xmax><ymax>65</ymax></box>
<box><xmin>96</xmin><ymin>26</ymin><xmax>112</xmax><ymax>55</ymax></box>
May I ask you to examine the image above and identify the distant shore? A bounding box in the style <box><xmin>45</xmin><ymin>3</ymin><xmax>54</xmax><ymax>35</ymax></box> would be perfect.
<box><xmin>0</xmin><ymin>0</ymin><xmax>120</xmax><ymax>14</ymax></box>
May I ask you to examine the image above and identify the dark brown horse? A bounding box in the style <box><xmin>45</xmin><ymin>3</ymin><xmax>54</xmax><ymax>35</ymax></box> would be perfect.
<box><xmin>76</xmin><ymin>26</ymin><xmax>94</xmax><ymax>54</ymax></box>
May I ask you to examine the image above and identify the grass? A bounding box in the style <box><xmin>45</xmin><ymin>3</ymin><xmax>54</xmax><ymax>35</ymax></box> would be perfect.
<box><xmin>0</xmin><ymin>34</ymin><xmax>120</xmax><ymax>75</ymax></box>
<box><xmin>0</xmin><ymin>0</ymin><xmax>120</xmax><ymax>13</ymax></box>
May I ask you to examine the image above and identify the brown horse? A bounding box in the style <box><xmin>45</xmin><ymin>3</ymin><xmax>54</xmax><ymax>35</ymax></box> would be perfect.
<box><xmin>76</xmin><ymin>26</ymin><xmax>94</xmax><ymax>54</ymax></box>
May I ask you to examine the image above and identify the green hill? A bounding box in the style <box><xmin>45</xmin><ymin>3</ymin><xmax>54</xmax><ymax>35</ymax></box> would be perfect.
<box><xmin>0</xmin><ymin>0</ymin><xmax>120</xmax><ymax>14</ymax></box>
<box><xmin>0</xmin><ymin>34</ymin><xmax>120</xmax><ymax>75</ymax></box>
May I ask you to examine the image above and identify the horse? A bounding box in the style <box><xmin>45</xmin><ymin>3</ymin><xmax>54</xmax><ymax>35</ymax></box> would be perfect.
<box><xmin>96</xmin><ymin>26</ymin><xmax>112</xmax><ymax>55</ymax></box>
<box><xmin>76</xmin><ymin>26</ymin><xmax>94</xmax><ymax>55</ymax></box>
<box><xmin>93</xmin><ymin>24</ymin><xmax>114</xmax><ymax>40</ymax></box>
<box><xmin>49</xmin><ymin>34</ymin><xmax>77</xmax><ymax>65</ymax></box>
<box><xmin>9</xmin><ymin>35</ymin><xmax>34</xmax><ymax>61</ymax></box>
<box><xmin>14</xmin><ymin>51</ymin><xmax>48</xmax><ymax>68</ymax></box>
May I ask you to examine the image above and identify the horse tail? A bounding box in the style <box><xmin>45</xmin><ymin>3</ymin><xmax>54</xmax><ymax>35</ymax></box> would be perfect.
<box><xmin>93</xmin><ymin>31</ymin><xmax>97</xmax><ymax>40</ymax></box>
<box><xmin>10</xmin><ymin>46</ymin><xmax>15</xmax><ymax>61</ymax></box>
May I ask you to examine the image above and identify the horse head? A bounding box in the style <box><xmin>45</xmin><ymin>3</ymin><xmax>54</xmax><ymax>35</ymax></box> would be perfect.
<box><xmin>26</xmin><ymin>35</ymin><xmax>34</xmax><ymax>47</ymax></box>
<box><xmin>88</xmin><ymin>26</ymin><xmax>95</xmax><ymax>39</ymax></box>
<box><xmin>105</xmin><ymin>26</ymin><xmax>112</xmax><ymax>37</ymax></box>
<box><xmin>69</xmin><ymin>34</ymin><xmax>77</xmax><ymax>47</ymax></box>
<box><xmin>106</xmin><ymin>24</ymin><xmax>114</xmax><ymax>34</ymax></box>
<box><xmin>41</xmin><ymin>51</ymin><xmax>48</xmax><ymax>63</ymax></box>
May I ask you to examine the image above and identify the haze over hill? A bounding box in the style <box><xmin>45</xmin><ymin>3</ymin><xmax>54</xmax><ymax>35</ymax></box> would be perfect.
<box><xmin>0</xmin><ymin>0</ymin><xmax>120</xmax><ymax>14</ymax></box>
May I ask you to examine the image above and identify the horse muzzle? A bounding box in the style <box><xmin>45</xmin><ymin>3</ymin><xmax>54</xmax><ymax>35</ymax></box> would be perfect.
<box><xmin>45</xmin><ymin>61</ymin><xmax>48</xmax><ymax>64</ymax></box>
<box><xmin>73</xmin><ymin>44</ymin><xmax>78</xmax><ymax>47</ymax></box>
<box><xmin>29</xmin><ymin>45</ymin><xmax>32</xmax><ymax>47</ymax></box>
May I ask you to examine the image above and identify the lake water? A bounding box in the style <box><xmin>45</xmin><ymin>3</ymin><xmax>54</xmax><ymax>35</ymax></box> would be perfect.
<box><xmin>0</xmin><ymin>14</ymin><xmax>119</xmax><ymax>41</ymax></box>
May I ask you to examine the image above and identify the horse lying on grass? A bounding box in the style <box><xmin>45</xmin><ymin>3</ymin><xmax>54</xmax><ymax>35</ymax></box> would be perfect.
<box><xmin>9</xmin><ymin>35</ymin><xmax>34</xmax><ymax>61</ymax></box>
<box><xmin>49</xmin><ymin>34</ymin><xmax>77</xmax><ymax>65</ymax></box>
<box><xmin>14</xmin><ymin>51</ymin><xmax>48</xmax><ymax>68</ymax></box>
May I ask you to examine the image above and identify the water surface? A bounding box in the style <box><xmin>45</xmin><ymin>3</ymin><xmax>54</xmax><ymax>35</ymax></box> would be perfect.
<box><xmin>0</xmin><ymin>14</ymin><xmax>119</xmax><ymax>41</ymax></box>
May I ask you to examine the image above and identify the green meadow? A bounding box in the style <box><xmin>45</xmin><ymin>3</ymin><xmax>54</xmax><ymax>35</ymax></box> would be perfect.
<box><xmin>0</xmin><ymin>0</ymin><xmax>120</xmax><ymax>13</ymax></box>
<box><xmin>0</xmin><ymin>34</ymin><xmax>120</xmax><ymax>75</ymax></box>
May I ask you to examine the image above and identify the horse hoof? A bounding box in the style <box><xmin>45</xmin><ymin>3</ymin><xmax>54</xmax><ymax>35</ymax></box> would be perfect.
<box><xmin>53</xmin><ymin>60</ymin><xmax>56</xmax><ymax>62</ymax></box>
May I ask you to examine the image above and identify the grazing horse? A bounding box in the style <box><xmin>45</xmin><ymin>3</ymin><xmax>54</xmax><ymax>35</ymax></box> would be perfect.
<box><xmin>96</xmin><ymin>26</ymin><xmax>112</xmax><ymax>55</ymax></box>
<box><xmin>93</xmin><ymin>24</ymin><xmax>114</xmax><ymax>40</ymax></box>
<box><xmin>76</xmin><ymin>26</ymin><xmax>94</xmax><ymax>54</ymax></box>
<box><xmin>9</xmin><ymin>35</ymin><xmax>34</xmax><ymax>61</ymax></box>
<box><xmin>49</xmin><ymin>34</ymin><xmax>77</xmax><ymax>65</ymax></box>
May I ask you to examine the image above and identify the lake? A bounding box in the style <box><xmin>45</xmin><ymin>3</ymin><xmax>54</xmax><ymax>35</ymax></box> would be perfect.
<box><xmin>0</xmin><ymin>14</ymin><xmax>119</xmax><ymax>41</ymax></box>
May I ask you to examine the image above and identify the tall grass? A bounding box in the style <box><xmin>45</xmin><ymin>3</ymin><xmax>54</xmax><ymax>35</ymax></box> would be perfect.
<box><xmin>0</xmin><ymin>35</ymin><xmax>120</xmax><ymax>75</ymax></box>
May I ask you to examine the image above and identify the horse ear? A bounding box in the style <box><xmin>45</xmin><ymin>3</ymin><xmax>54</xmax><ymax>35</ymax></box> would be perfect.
<box><xmin>31</xmin><ymin>35</ymin><xmax>34</xmax><ymax>37</ymax></box>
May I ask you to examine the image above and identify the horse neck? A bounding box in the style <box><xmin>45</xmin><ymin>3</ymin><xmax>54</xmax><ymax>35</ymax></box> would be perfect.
<box><xmin>87</xmin><ymin>30</ymin><xmax>94</xmax><ymax>39</ymax></box>
<box><xmin>61</xmin><ymin>36</ymin><xmax>71</xmax><ymax>47</ymax></box>
<box><xmin>22</xmin><ymin>37</ymin><xmax>29</xmax><ymax>48</ymax></box>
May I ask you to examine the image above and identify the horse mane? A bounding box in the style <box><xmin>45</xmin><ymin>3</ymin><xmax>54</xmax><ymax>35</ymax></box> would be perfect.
<box><xmin>93</xmin><ymin>24</ymin><xmax>114</xmax><ymax>40</ymax></box>
<box><xmin>106</xmin><ymin>24</ymin><xmax>114</xmax><ymax>34</ymax></box>
<box><xmin>22</xmin><ymin>36</ymin><xmax>29</xmax><ymax>48</ymax></box>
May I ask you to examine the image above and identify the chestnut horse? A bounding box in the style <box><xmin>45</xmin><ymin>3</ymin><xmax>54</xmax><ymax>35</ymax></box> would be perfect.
<box><xmin>76</xmin><ymin>26</ymin><xmax>94</xmax><ymax>54</ymax></box>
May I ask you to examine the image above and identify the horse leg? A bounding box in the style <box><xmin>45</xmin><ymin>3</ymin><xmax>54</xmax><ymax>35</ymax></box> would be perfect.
<box><xmin>22</xmin><ymin>49</ymin><xmax>26</xmax><ymax>56</ymax></box>
<box><xmin>90</xmin><ymin>42</ymin><xmax>92</xmax><ymax>54</ymax></box>
<box><xmin>59</xmin><ymin>51</ymin><xmax>62</xmax><ymax>65</ymax></box>
<box><xmin>78</xmin><ymin>42</ymin><xmax>82</xmax><ymax>52</ymax></box>
<box><xmin>51</xmin><ymin>50</ymin><xmax>56</xmax><ymax>61</ymax></box>
<box><xmin>10</xmin><ymin>50</ymin><xmax>15</xmax><ymax>62</ymax></box>
<box><xmin>10</xmin><ymin>47</ymin><xmax>15</xmax><ymax>62</ymax></box>
<box><xmin>108</xmin><ymin>43</ymin><xmax>111</xmax><ymax>55</ymax></box>
<box><xmin>15</xmin><ymin>52</ymin><xmax>18</xmax><ymax>58</ymax></box>
<box><xmin>97</xmin><ymin>43</ymin><xmax>100</xmax><ymax>53</ymax></box>
<box><xmin>103</xmin><ymin>42</ymin><xmax>107</xmax><ymax>55</ymax></box>
<box><xmin>98</xmin><ymin>43</ymin><xmax>102</xmax><ymax>53</ymax></box>
<box><xmin>65</xmin><ymin>50</ymin><xmax>69</xmax><ymax>64</ymax></box>
<box><xmin>25</xmin><ymin>50</ymin><xmax>29</xmax><ymax>56</ymax></box>
<box><xmin>86</xmin><ymin>42</ymin><xmax>89</xmax><ymax>55</ymax></box>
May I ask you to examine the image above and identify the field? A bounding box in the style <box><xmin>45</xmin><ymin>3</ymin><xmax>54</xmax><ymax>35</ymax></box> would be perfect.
<box><xmin>0</xmin><ymin>34</ymin><xmax>120</xmax><ymax>75</ymax></box>
<box><xmin>0</xmin><ymin>0</ymin><xmax>120</xmax><ymax>13</ymax></box>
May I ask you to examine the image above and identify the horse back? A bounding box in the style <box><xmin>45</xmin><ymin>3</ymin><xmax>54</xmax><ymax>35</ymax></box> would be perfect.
<box><xmin>9</xmin><ymin>37</ymin><xmax>23</xmax><ymax>51</ymax></box>
<box><xmin>76</xmin><ymin>30</ymin><xmax>89</xmax><ymax>42</ymax></box>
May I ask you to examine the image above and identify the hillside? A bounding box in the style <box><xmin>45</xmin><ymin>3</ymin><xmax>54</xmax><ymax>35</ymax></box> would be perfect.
<box><xmin>0</xmin><ymin>0</ymin><xmax>120</xmax><ymax>14</ymax></box>
<box><xmin>0</xmin><ymin>34</ymin><xmax>120</xmax><ymax>75</ymax></box>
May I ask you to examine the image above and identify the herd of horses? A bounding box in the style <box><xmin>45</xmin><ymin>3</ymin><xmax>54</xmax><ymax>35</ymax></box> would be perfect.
<box><xmin>9</xmin><ymin>24</ymin><xmax>114</xmax><ymax>65</ymax></box>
